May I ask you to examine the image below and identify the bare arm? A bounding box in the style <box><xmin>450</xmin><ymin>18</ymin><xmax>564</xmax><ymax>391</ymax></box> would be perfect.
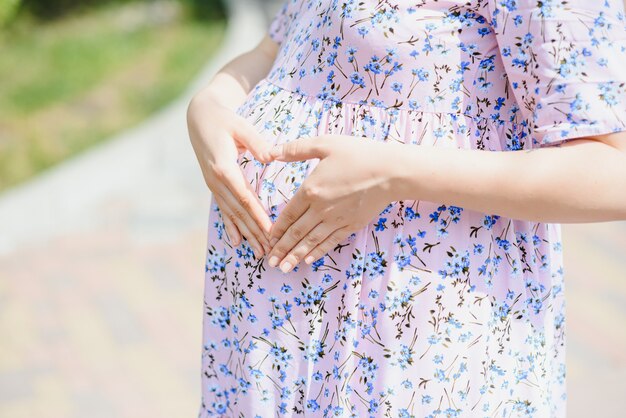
<box><xmin>390</xmin><ymin>132</ymin><xmax>626</xmax><ymax>224</ymax></box>
<box><xmin>187</xmin><ymin>33</ymin><xmax>280</xmax><ymax>113</ymax></box>
<box><xmin>262</xmin><ymin>131</ymin><xmax>626</xmax><ymax>272</ymax></box>
<box><xmin>185</xmin><ymin>34</ymin><xmax>280</xmax><ymax>259</ymax></box>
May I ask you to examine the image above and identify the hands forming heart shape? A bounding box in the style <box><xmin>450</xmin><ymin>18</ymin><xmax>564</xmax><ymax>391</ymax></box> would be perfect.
<box><xmin>264</xmin><ymin>135</ymin><xmax>398</xmax><ymax>273</ymax></box>
<box><xmin>188</xmin><ymin>96</ymin><xmax>398</xmax><ymax>274</ymax></box>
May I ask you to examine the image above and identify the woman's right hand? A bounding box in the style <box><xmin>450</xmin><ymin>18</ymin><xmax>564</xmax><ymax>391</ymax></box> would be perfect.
<box><xmin>186</xmin><ymin>93</ymin><xmax>274</xmax><ymax>259</ymax></box>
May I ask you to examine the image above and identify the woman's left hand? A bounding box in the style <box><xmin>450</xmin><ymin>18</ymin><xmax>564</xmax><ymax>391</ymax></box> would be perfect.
<box><xmin>265</xmin><ymin>134</ymin><xmax>400</xmax><ymax>273</ymax></box>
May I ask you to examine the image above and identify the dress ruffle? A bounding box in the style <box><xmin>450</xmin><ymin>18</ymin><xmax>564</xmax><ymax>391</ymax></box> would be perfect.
<box><xmin>237</xmin><ymin>78</ymin><xmax>532</xmax><ymax>153</ymax></box>
<box><xmin>233</xmin><ymin>77</ymin><xmax>564</xmax><ymax>331</ymax></box>
<box><xmin>192</xmin><ymin>77</ymin><xmax>570</xmax><ymax>416</ymax></box>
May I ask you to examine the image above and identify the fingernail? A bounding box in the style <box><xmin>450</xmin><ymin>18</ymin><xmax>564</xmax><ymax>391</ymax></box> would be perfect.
<box><xmin>268</xmin><ymin>255</ymin><xmax>279</xmax><ymax>267</ymax></box>
<box><xmin>280</xmin><ymin>261</ymin><xmax>292</xmax><ymax>273</ymax></box>
<box><xmin>304</xmin><ymin>255</ymin><xmax>314</xmax><ymax>264</ymax></box>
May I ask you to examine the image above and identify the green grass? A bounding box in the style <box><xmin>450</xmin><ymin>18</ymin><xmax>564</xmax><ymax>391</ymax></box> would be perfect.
<box><xmin>0</xmin><ymin>1</ymin><xmax>226</xmax><ymax>192</ymax></box>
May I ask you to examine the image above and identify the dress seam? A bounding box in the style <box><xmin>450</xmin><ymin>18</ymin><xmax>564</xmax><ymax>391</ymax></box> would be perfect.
<box><xmin>261</xmin><ymin>76</ymin><xmax>520</xmax><ymax>126</ymax></box>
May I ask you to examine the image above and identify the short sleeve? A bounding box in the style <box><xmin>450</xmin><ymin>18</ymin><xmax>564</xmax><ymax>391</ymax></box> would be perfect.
<box><xmin>487</xmin><ymin>0</ymin><xmax>626</xmax><ymax>146</ymax></box>
<box><xmin>268</xmin><ymin>0</ymin><xmax>293</xmax><ymax>46</ymax></box>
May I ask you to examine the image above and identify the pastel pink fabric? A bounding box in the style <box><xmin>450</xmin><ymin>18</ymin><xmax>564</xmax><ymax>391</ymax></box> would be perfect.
<box><xmin>198</xmin><ymin>1</ymin><xmax>626</xmax><ymax>417</ymax></box>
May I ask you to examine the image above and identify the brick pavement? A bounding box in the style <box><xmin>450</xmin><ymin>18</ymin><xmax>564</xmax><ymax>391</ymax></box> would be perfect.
<box><xmin>0</xmin><ymin>224</ymin><xmax>207</xmax><ymax>418</ymax></box>
<box><xmin>562</xmin><ymin>222</ymin><xmax>626</xmax><ymax>416</ymax></box>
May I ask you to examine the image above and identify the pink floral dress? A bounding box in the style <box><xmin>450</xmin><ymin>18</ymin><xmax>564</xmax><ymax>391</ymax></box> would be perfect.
<box><xmin>198</xmin><ymin>1</ymin><xmax>626</xmax><ymax>417</ymax></box>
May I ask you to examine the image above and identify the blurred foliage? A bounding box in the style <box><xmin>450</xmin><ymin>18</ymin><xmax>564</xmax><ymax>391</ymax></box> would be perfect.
<box><xmin>0</xmin><ymin>0</ymin><xmax>20</xmax><ymax>25</ymax></box>
<box><xmin>182</xmin><ymin>0</ymin><xmax>225</xmax><ymax>21</ymax></box>
<box><xmin>1</xmin><ymin>0</ymin><xmax>224</xmax><ymax>23</ymax></box>
<box><xmin>0</xmin><ymin>0</ymin><xmax>225</xmax><ymax>191</ymax></box>
<box><xmin>19</xmin><ymin>0</ymin><xmax>128</xmax><ymax>20</ymax></box>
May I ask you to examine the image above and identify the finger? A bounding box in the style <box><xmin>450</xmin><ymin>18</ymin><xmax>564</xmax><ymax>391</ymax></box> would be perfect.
<box><xmin>220</xmin><ymin>189</ymin><xmax>271</xmax><ymax>254</ymax></box>
<box><xmin>233</xmin><ymin>116</ymin><xmax>274</xmax><ymax>164</ymax></box>
<box><xmin>277</xmin><ymin>221</ymin><xmax>338</xmax><ymax>271</ymax></box>
<box><xmin>269</xmin><ymin>137</ymin><xmax>326</xmax><ymax>162</ymax></box>
<box><xmin>240</xmin><ymin>171</ymin><xmax>273</xmax><ymax>239</ymax></box>
<box><xmin>268</xmin><ymin>186</ymin><xmax>311</xmax><ymax>245</ymax></box>
<box><xmin>225</xmin><ymin>163</ymin><xmax>272</xmax><ymax>240</ymax></box>
<box><xmin>224</xmin><ymin>217</ymin><xmax>241</xmax><ymax>246</ymax></box>
<box><xmin>228</xmin><ymin>208</ymin><xmax>266</xmax><ymax>259</ymax></box>
<box><xmin>215</xmin><ymin>192</ymin><xmax>261</xmax><ymax>254</ymax></box>
<box><xmin>302</xmin><ymin>226</ymin><xmax>352</xmax><ymax>265</ymax></box>
<box><xmin>266</xmin><ymin>207</ymin><xmax>320</xmax><ymax>271</ymax></box>
<box><xmin>211</xmin><ymin>174</ymin><xmax>269</xmax><ymax>254</ymax></box>
<box><xmin>214</xmin><ymin>194</ymin><xmax>242</xmax><ymax>246</ymax></box>
<box><xmin>218</xmin><ymin>165</ymin><xmax>272</xmax><ymax>250</ymax></box>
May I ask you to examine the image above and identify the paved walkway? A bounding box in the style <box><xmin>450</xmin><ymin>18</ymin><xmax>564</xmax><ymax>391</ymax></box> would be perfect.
<box><xmin>0</xmin><ymin>1</ymin><xmax>270</xmax><ymax>417</ymax></box>
<box><xmin>0</xmin><ymin>1</ymin><xmax>624</xmax><ymax>416</ymax></box>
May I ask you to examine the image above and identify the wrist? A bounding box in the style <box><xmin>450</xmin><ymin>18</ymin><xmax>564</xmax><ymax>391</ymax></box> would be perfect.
<box><xmin>383</xmin><ymin>142</ymin><xmax>415</xmax><ymax>202</ymax></box>
<box><xmin>188</xmin><ymin>89</ymin><xmax>224</xmax><ymax>114</ymax></box>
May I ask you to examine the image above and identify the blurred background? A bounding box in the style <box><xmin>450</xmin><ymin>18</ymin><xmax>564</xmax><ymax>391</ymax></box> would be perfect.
<box><xmin>0</xmin><ymin>0</ymin><xmax>624</xmax><ymax>417</ymax></box>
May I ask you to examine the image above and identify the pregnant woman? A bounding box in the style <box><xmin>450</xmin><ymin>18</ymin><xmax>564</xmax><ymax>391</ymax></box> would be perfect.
<box><xmin>186</xmin><ymin>0</ymin><xmax>626</xmax><ymax>416</ymax></box>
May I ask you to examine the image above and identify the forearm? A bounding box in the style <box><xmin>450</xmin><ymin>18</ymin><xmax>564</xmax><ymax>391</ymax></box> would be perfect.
<box><xmin>188</xmin><ymin>35</ymin><xmax>278</xmax><ymax>112</ymax></box>
<box><xmin>390</xmin><ymin>135</ymin><xmax>626</xmax><ymax>224</ymax></box>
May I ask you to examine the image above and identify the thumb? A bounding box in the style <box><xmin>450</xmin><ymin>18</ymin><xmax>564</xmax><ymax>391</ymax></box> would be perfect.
<box><xmin>233</xmin><ymin>119</ymin><xmax>274</xmax><ymax>164</ymax></box>
<box><xmin>269</xmin><ymin>137</ymin><xmax>325</xmax><ymax>162</ymax></box>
